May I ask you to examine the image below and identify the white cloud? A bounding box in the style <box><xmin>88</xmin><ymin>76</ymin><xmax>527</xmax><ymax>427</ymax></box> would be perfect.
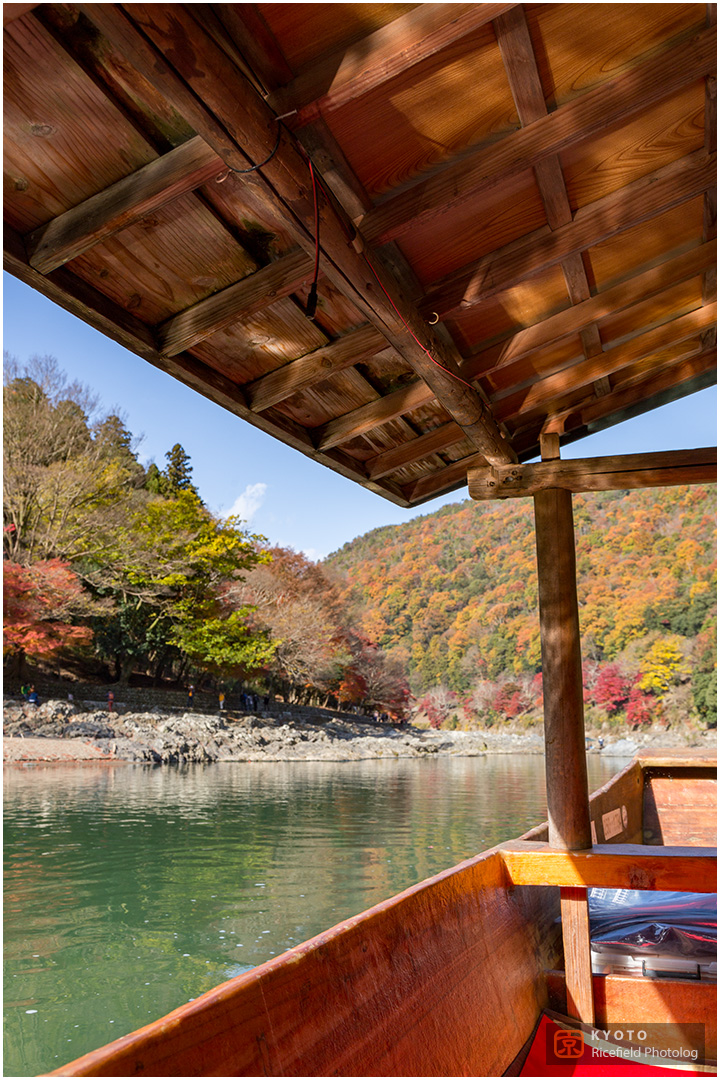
<box><xmin>301</xmin><ymin>547</ymin><xmax>325</xmax><ymax>563</ymax></box>
<box><xmin>223</xmin><ymin>482</ymin><xmax>267</xmax><ymax>523</ymax></box>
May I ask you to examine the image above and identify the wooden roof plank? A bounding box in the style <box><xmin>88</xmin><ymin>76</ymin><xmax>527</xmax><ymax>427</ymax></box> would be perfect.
<box><xmin>9</xmin><ymin>222</ymin><xmax>417</xmax><ymax>505</ymax></box>
<box><xmin>366</xmin><ymin>421</ymin><xmax>465</xmax><ymax>481</ymax></box>
<box><xmin>314</xmin><ymin>380</ymin><xmax>435</xmax><ymax>452</ymax></box>
<box><xmin>462</xmin><ymin>242</ymin><xmax>716</xmax><ymax>381</ymax></box>
<box><xmin>512</xmin><ymin>348</ymin><xmax>717</xmax><ymax>451</ymax></box>
<box><xmin>157</xmin><ymin>249</ymin><xmax>314</xmax><ymax>357</ymax></box>
<box><xmin>468</xmin><ymin>448</ymin><xmax>717</xmax><ymax>499</ymax></box>
<box><xmin>494</xmin><ymin>4</ymin><xmax>606</xmax><ymax>399</ymax></box>
<box><xmin>423</xmin><ymin>149</ymin><xmax>715</xmax><ymax>318</ymax></box>
<box><xmin>26</xmin><ymin>135</ymin><xmax>222</xmax><ymax>274</ymax></box>
<box><xmin>246</xmin><ymin>325</ymin><xmax>387</xmax><ymax>412</ymax></box>
<box><xmin>268</xmin><ymin>3</ymin><xmax>517</xmax><ymax>126</ymax></box>
<box><xmin>89</xmin><ymin>3</ymin><xmax>514</xmax><ymax>465</ymax></box>
<box><xmin>361</xmin><ymin>25</ymin><xmax>715</xmax><ymax>246</ymax></box>
<box><xmin>495</xmin><ymin>303</ymin><xmax>716</xmax><ymax>418</ymax></box>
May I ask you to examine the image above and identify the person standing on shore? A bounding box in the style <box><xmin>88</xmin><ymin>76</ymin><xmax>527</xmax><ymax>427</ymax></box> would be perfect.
<box><xmin>187</xmin><ymin>684</ymin><xmax>195</xmax><ymax>709</ymax></box>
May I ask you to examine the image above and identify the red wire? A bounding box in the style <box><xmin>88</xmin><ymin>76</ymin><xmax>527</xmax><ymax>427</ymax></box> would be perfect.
<box><xmin>361</xmin><ymin>253</ymin><xmax>477</xmax><ymax>392</ymax></box>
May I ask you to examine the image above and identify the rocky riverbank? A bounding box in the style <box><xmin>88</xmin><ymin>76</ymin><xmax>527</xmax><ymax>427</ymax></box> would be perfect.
<box><xmin>3</xmin><ymin>698</ymin><xmax>713</xmax><ymax>765</ymax></box>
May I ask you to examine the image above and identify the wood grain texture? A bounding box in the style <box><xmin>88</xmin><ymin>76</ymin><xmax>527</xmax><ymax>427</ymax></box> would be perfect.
<box><xmin>361</xmin><ymin>27</ymin><xmax>715</xmax><ymax>245</ymax></box>
<box><xmin>533</xmin><ymin>485</ymin><xmax>591</xmax><ymax>850</ymax></box>
<box><xmin>245</xmin><ymin>325</ymin><xmax>386</xmax><ymax>412</ymax></box>
<box><xmin>102</xmin><ymin>3</ymin><xmax>514</xmax><ymax>465</ymax></box>
<box><xmin>546</xmin><ymin>974</ymin><xmax>716</xmax><ymax>1060</ymax></box>
<box><xmin>643</xmin><ymin>772</ymin><xmax>717</xmax><ymax>847</ymax></box>
<box><xmin>460</xmin><ymin>242</ymin><xmax>715</xmax><ymax>381</ymax></box>
<box><xmin>422</xmin><ymin>150</ymin><xmax>714</xmax><ymax>317</ymax></box>
<box><xmin>269</xmin><ymin>3</ymin><xmax>516</xmax><ymax>125</ymax></box>
<box><xmin>500</xmin><ymin>841</ymin><xmax>717</xmax><ymax>892</ymax></box>
<box><xmin>158</xmin><ymin>249</ymin><xmax>314</xmax><ymax>356</ymax></box>
<box><xmin>26</xmin><ymin>136</ymin><xmax>222</xmax><ymax>274</ymax></box>
<box><xmin>468</xmin><ymin>448</ymin><xmax>717</xmax><ymax>499</ymax></box>
<box><xmin>47</xmin><ymin>848</ymin><xmax>560</xmax><ymax>1077</ymax></box>
<box><xmin>559</xmin><ymin>888</ymin><xmax>594</xmax><ymax>1024</ymax></box>
<box><xmin>494</xmin><ymin>303</ymin><xmax>717</xmax><ymax>417</ymax></box>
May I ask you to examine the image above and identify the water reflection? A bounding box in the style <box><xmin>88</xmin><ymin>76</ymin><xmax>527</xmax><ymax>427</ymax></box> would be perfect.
<box><xmin>4</xmin><ymin>755</ymin><xmax>626</xmax><ymax>1076</ymax></box>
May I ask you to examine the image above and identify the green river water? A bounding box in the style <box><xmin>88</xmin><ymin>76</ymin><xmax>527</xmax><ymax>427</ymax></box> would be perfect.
<box><xmin>4</xmin><ymin>754</ymin><xmax>627</xmax><ymax>1076</ymax></box>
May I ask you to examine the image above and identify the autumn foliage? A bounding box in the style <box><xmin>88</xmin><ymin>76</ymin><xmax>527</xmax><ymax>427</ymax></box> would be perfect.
<box><xmin>3</xmin><ymin>559</ymin><xmax>91</xmax><ymax>658</ymax></box>
<box><xmin>328</xmin><ymin>485</ymin><xmax>716</xmax><ymax>730</ymax></box>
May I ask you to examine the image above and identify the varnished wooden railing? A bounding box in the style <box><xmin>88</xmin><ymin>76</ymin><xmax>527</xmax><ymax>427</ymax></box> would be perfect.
<box><xmin>499</xmin><ymin>841</ymin><xmax>717</xmax><ymax>892</ymax></box>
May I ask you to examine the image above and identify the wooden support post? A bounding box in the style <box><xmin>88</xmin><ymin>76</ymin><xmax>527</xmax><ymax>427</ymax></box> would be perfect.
<box><xmin>533</xmin><ymin>433</ymin><xmax>594</xmax><ymax>1025</ymax></box>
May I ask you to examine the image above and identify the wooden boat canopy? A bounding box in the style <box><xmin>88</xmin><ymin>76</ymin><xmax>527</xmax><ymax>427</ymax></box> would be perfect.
<box><xmin>3</xmin><ymin>3</ymin><xmax>716</xmax><ymax>507</ymax></box>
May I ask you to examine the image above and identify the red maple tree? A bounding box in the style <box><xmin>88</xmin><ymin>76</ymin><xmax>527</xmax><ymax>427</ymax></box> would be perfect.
<box><xmin>3</xmin><ymin>559</ymin><xmax>91</xmax><ymax>660</ymax></box>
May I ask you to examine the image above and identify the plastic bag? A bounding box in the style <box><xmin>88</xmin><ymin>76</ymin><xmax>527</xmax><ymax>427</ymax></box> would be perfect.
<box><xmin>588</xmin><ymin>889</ymin><xmax>716</xmax><ymax>959</ymax></box>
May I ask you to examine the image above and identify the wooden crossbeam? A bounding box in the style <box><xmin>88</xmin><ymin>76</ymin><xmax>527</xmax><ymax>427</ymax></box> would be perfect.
<box><xmin>245</xmin><ymin>325</ymin><xmax>387</xmax><ymax>412</ymax></box>
<box><xmin>25</xmin><ymin>135</ymin><xmax>222</xmax><ymax>274</ymax></box>
<box><xmin>494</xmin><ymin>303</ymin><xmax>717</xmax><ymax>418</ymax></box>
<box><xmin>361</xmin><ymin>26</ymin><xmax>715</xmax><ymax>246</ymax></box>
<box><xmin>500</xmin><ymin>841</ymin><xmax>717</xmax><ymax>892</ymax></box>
<box><xmin>4</xmin><ymin>225</ymin><xmax>411</xmax><ymax>505</ymax></box>
<box><xmin>468</xmin><ymin>448</ymin><xmax>717</xmax><ymax>500</ymax></box>
<box><xmin>495</xmin><ymin>4</ymin><xmax>605</xmax><ymax>398</ymax></box>
<box><xmin>157</xmin><ymin>249</ymin><xmax>314</xmax><ymax>357</ymax></box>
<box><xmin>267</xmin><ymin>3</ymin><xmax>515</xmax><ymax>126</ymax></box>
<box><xmin>313</xmin><ymin>380</ymin><xmax>435</xmax><ymax>452</ymax></box>
<box><xmin>461</xmin><ymin>243</ymin><xmax>716</xmax><ymax>382</ymax></box>
<box><xmin>366</xmin><ymin>420</ymin><xmax>465</xmax><ymax>481</ymax></box>
<box><xmin>422</xmin><ymin>150</ymin><xmax>715</xmax><ymax>318</ymax></box>
<box><xmin>84</xmin><ymin>3</ymin><xmax>514</xmax><ymax>466</ymax></box>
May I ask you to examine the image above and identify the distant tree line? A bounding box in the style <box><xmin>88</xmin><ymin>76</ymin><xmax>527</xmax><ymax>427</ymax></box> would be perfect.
<box><xmin>328</xmin><ymin>479</ymin><xmax>717</xmax><ymax>731</ymax></box>
<box><xmin>3</xmin><ymin>356</ymin><xmax>409</xmax><ymax>718</ymax></box>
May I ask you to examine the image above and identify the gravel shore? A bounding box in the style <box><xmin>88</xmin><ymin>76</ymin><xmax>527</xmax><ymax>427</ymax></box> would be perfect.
<box><xmin>3</xmin><ymin>698</ymin><xmax>712</xmax><ymax>765</ymax></box>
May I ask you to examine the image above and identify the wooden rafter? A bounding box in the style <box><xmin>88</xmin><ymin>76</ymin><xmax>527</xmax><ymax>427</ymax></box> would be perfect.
<box><xmin>245</xmin><ymin>325</ymin><xmax>387</xmax><ymax>412</ymax></box>
<box><xmin>461</xmin><ymin>243</ymin><xmax>715</xmax><ymax>382</ymax></box>
<box><xmin>493</xmin><ymin>304</ymin><xmax>716</xmax><ymax>419</ymax></box>
<box><xmin>422</xmin><ymin>150</ymin><xmax>715</xmax><ymax>318</ymax></box>
<box><xmin>26</xmin><ymin>135</ymin><xmax>222</xmax><ymax>274</ymax></box>
<box><xmin>313</xmin><ymin>380</ymin><xmax>435</xmax><ymax>452</ymax></box>
<box><xmin>3</xmin><ymin>223</ymin><xmax>411</xmax><ymax>506</ymax></box>
<box><xmin>494</xmin><ymin>5</ymin><xmax>606</xmax><ymax>397</ymax></box>
<box><xmin>361</xmin><ymin>26</ymin><xmax>715</xmax><ymax>247</ymax></box>
<box><xmin>531</xmin><ymin>347</ymin><xmax>717</xmax><ymax>444</ymax></box>
<box><xmin>267</xmin><ymin>3</ymin><xmax>516</xmax><ymax>127</ymax></box>
<box><xmin>157</xmin><ymin>249</ymin><xmax>314</xmax><ymax>357</ymax></box>
<box><xmin>366</xmin><ymin>421</ymin><xmax>465</xmax><ymax>481</ymax></box>
<box><xmin>81</xmin><ymin>3</ymin><xmax>515</xmax><ymax>467</ymax></box>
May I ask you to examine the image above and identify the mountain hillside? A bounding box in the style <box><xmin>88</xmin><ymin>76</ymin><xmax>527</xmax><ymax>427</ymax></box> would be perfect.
<box><xmin>325</xmin><ymin>485</ymin><xmax>717</xmax><ymax>730</ymax></box>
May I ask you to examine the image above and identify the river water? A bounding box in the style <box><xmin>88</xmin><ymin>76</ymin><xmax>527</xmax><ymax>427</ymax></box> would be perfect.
<box><xmin>4</xmin><ymin>754</ymin><xmax>627</xmax><ymax>1076</ymax></box>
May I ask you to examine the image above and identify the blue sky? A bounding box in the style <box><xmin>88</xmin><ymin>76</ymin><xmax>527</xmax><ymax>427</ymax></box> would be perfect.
<box><xmin>4</xmin><ymin>272</ymin><xmax>717</xmax><ymax>560</ymax></box>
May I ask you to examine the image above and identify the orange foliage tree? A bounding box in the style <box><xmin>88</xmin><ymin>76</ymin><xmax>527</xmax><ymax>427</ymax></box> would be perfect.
<box><xmin>3</xmin><ymin>559</ymin><xmax>91</xmax><ymax>671</ymax></box>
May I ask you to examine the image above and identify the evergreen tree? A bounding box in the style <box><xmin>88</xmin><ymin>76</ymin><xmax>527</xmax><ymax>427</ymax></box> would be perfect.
<box><xmin>164</xmin><ymin>444</ymin><xmax>198</xmax><ymax>496</ymax></box>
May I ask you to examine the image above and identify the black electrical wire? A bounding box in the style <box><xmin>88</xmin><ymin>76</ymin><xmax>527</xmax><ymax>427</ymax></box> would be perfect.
<box><xmin>221</xmin><ymin>121</ymin><xmax>283</xmax><ymax>175</ymax></box>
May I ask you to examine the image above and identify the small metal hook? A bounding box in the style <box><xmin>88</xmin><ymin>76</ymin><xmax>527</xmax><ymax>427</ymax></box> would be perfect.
<box><xmin>428</xmin><ymin>312</ymin><xmax>440</xmax><ymax>325</ymax></box>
